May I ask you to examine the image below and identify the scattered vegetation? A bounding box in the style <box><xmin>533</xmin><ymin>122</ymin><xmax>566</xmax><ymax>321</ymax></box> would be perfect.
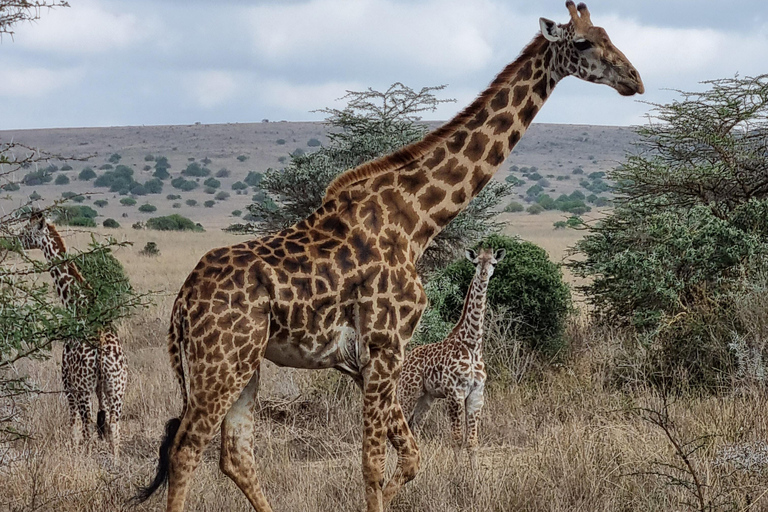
<box><xmin>145</xmin><ymin>214</ymin><xmax>204</xmax><ymax>232</ymax></box>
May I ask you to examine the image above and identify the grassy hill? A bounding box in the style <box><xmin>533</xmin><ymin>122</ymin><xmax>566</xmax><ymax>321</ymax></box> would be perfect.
<box><xmin>0</xmin><ymin>121</ymin><xmax>638</xmax><ymax>229</ymax></box>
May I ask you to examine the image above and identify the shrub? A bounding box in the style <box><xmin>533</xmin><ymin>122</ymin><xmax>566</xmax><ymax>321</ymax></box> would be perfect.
<box><xmin>102</xmin><ymin>218</ymin><xmax>120</xmax><ymax>228</ymax></box>
<box><xmin>237</xmin><ymin>155</ymin><xmax>249</xmax><ymax>162</ymax></box>
<box><xmin>201</xmin><ymin>157</ymin><xmax>212</xmax><ymax>166</ymax></box>
<box><xmin>505</xmin><ymin>175</ymin><xmax>524</xmax><ymax>187</ymax></box>
<box><xmin>94</xmin><ymin>199</ymin><xmax>108</xmax><ymax>208</ymax></box>
<box><xmin>146</xmin><ymin>214</ymin><xmax>204</xmax><ymax>232</ymax></box>
<box><xmin>68</xmin><ymin>217</ymin><xmax>97</xmax><ymax>227</ymax></box>
<box><xmin>231</xmin><ymin>210</ymin><xmax>242</xmax><ymax>217</ymax></box>
<box><xmin>144</xmin><ymin>178</ymin><xmax>163</xmax><ymax>194</ymax></box>
<box><xmin>182</xmin><ymin>162</ymin><xmax>210</xmax><ymax>177</ymax></box>
<box><xmin>120</xmin><ymin>197</ymin><xmax>137</xmax><ymax>206</ymax></box>
<box><xmin>203</xmin><ymin>177</ymin><xmax>220</xmax><ymax>189</ymax></box>
<box><xmin>60</xmin><ymin>164</ymin><xmax>73</xmax><ymax>171</ymax></box>
<box><xmin>144</xmin><ymin>154</ymin><xmax>155</xmax><ymax>161</ymax></box>
<box><xmin>215</xmin><ymin>191</ymin><xmax>230</xmax><ymax>201</ymax></box>
<box><xmin>139</xmin><ymin>242</ymin><xmax>160</xmax><ymax>256</ymax></box>
<box><xmin>204</xmin><ymin>200</ymin><xmax>215</xmax><ymax>208</ymax></box>
<box><xmin>172</xmin><ymin>202</ymin><xmax>181</xmax><ymax>208</ymax></box>
<box><xmin>527</xmin><ymin>203</ymin><xmax>544</xmax><ymax>214</ymax></box>
<box><xmin>22</xmin><ymin>168</ymin><xmax>53</xmax><ymax>186</ymax></box>
<box><xmin>307</xmin><ymin>138</ymin><xmax>321</xmax><ymax>147</ymax></box>
<box><xmin>421</xmin><ymin>234</ymin><xmax>570</xmax><ymax>355</ymax></box>
<box><xmin>29</xmin><ymin>191</ymin><xmax>42</xmax><ymax>201</ymax></box>
<box><xmin>138</xmin><ymin>203</ymin><xmax>157</xmax><ymax>213</ymax></box>
<box><xmin>99</xmin><ymin>163</ymin><xmax>113</xmax><ymax>170</ymax></box>
<box><xmin>171</xmin><ymin>177</ymin><xmax>198</xmax><ymax>191</ymax></box>
<box><xmin>1</xmin><ymin>182</ymin><xmax>20</xmax><ymax>191</ymax></box>
<box><xmin>53</xmin><ymin>206</ymin><xmax>98</xmax><ymax>225</ymax></box>
<box><xmin>185</xmin><ymin>199</ymin><xmax>197</xmax><ymax>207</ymax></box>
<box><xmin>54</xmin><ymin>174</ymin><xmax>70</xmax><ymax>185</ymax></box>
<box><xmin>526</xmin><ymin>184</ymin><xmax>543</xmax><ymax>197</ymax></box>
<box><xmin>166</xmin><ymin>194</ymin><xmax>181</xmax><ymax>200</ymax></box>
<box><xmin>204</xmin><ymin>187</ymin><xmax>216</xmax><ymax>194</ymax></box>
<box><xmin>243</xmin><ymin>171</ymin><xmax>262</xmax><ymax>187</ymax></box>
<box><xmin>153</xmin><ymin>167</ymin><xmax>170</xmax><ymax>180</ymax></box>
<box><xmin>553</xmin><ymin>221</ymin><xmax>567</xmax><ymax>229</ymax></box>
<box><xmin>232</xmin><ymin>181</ymin><xmax>248</xmax><ymax>191</ymax></box>
<box><xmin>108</xmin><ymin>153</ymin><xmax>121</xmax><ymax>164</ymax></box>
<box><xmin>504</xmin><ymin>201</ymin><xmax>525</xmax><ymax>213</ymax></box>
<box><xmin>215</xmin><ymin>168</ymin><xmax>230</xmax><ymax>178</ymax></box>
<box><xmin>276</xmin><ymin>139</ymin><xmax>286</xmax><ymax>145</ymax></box>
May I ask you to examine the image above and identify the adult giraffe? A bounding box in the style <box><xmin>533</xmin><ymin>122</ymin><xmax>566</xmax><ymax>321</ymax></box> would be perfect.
<box><xmin>136</xmin><ymin>2</ymin><xmax>643</xmax><ymax>510</ymax></box>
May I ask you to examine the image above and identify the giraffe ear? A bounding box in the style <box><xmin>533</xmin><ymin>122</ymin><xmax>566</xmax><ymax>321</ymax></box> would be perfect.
<box><xmin>540</xmin><ymin>18</ymin><xmax>564</xmax><ymax>42</ymax></box>
<box><xmin>494</xmin><ymin>248</ymin><xmax>506</xmax><ymax>262</ymax></box>
<box><xmin>465</xmin><ymin>249</ymin><xmax>477</xmax><ymax>263</ymax></box>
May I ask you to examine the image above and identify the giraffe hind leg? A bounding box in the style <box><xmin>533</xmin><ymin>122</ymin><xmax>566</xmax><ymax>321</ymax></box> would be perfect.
<box><xmin>165</xmin><ymin>312</ymin><xmax>270</xmax><ymax>512</ymax></box>
<box><xmin>219</xmin><ymin>366</ymin><xmax>273</xmax><ymax>512</ymax></box>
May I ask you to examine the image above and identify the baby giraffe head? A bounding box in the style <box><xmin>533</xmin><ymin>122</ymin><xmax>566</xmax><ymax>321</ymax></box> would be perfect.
<box><xmin>540</xmin><ymin>1</ymin><xmax>644</xmax><ymax>96</ymax></box>
<box><xmin>465</xmin><ymin>247</ymin><xmax>506</xmax><ymax>284</ymax></box>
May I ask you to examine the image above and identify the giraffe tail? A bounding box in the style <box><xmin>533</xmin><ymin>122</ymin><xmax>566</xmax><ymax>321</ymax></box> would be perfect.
<box><xmin>130</xmin><ymin>298</ymin><xmax>187</xmax><ymax>505</ymax></box>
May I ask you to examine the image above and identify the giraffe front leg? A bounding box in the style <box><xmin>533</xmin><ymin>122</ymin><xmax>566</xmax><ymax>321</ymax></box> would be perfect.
<box><xmin>447</xmin><ymin>393</ymin><xmax>466</xmax><ymax>462</ymax></box>
<box><xmin>382</xmin><ymin>397</ymin><xmax>420</xmax><ymax>508</ymax></box>
<box><xmin>465</xmin><ymin>382</ymin><xmax>485</xmax><ymax>471</ymax></box>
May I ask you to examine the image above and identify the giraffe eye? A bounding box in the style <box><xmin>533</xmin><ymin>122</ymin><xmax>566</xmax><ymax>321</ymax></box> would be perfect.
<box><xmin>574</xmin><ymin>40</ymin><xmax>593</xmax><ymax>51</ymax></box>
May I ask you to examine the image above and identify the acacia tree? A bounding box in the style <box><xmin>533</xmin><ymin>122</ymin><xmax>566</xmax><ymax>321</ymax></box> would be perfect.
<box><xmin>0</xmin><ymin>1</ymin><xmax>69</xmax><ymax>36</ymax></box>
<box><xmin>570</xmin><ymin>75</ymin><xmax>768</xmax><ymax>388</ymax></box>
<box><xmin>229</xmin><ymin>83</ymin><xmax>513</xmax><ymax>271</ymax></box>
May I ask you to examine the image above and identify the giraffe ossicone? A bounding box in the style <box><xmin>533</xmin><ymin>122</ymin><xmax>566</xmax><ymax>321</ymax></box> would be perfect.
<box><xmin>18</xmin><ymin>211</ymin><xmax>127</xmax><ymax>461</ymax></box>
<box><xmin>136</xmin><ymin>3</ymin><xmax>642</xmax><ymax>511</ymax></box>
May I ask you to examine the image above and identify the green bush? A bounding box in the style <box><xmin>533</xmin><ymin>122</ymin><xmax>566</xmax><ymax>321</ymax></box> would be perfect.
<box><xmin>99</xmin><ymin>163</ymin><xmax>113</xmax><ymax>170</ymax></box>
<box><xmin>204</xmin><ymin>200</ymin><xmax>215</xmax><ymax>208</ymax></box>
<box><xmin>138</xmin><ymin>203</ymin><xmax>157</xmax><ymax>213</ymax></box>
<box><xmin>203</xmin><ymin>177</ymin><xmax>220</xmax><ymax>189</ymax></box>
<box><xmin>144</xmin><ymin>178</ymin><xmax>163</xmax><ymax>194</ymax></box>
<box><xmin>54</xmin><ymin>174</ymin><xmax>70</xmax><ymax>185</ymax></box>
<box><xmin>68</xmin><ymin>217</ymin><xmax>97</xmax><ymax>227</ymax></box>
<box><xmin>144</xmin><ymin>154</ymin><xmax>155</xmax><ymax>161</ymax></box>
<box><xmin>231</xmin><ymin>209</ymin><xmax>242</xmax><ymax>217</ymax></box>
<box><xmin>215</xmin><ymin>168</ymin><xmax>230</xmax><ymax>178</ymax></box>
<box><xmin>171</xmin><ymin>177</ymin><xmax>198</xmax><ymax>191</ymax></box>
<box><xmin>120</xmin><ymin>197</ymin><xmax>137</xmax><ymax>206</ymax></box>
<box><xmin>237</xmin><ymin>155</ymin><xmax>248</xmax><ymax>162</ymax></box>
<box><xmin>185</xmin><ymin>199</ymin><xmax>197</xmax><ymax>207</ymax></box>
<box><xmin>153</xmin><ymin>167</ymin><xmax>170</xmax><ymax>180</ymax></box>
<box><xmin>527</xmin><ymin>203</ymin><xmax>544</xmax><ymax>214</ymax></box>
<box><xmin>232</xmin><ymin>181</ymin><xmax>248</xmax><ymax>191</ymax></box>
<box><xmin>53</xmin><ymin>205</ymin><xmax>98</xmax><ymax>226</ymax></box>
<box><xmin>243</xmin><ymin>171</ymin><xmax>262</xmax><ymax>187</ymax></box>
<box><xmin>419</xmin><ymin>234</ymin><xmax>571</xmax><ymax>355</ymax></box>
<box><xmin>182</xmin><ymin>162</ymin><xmax>210</xmax><ymax>177</ymax></box>
<box><xmin>504</xmin><ymin>201</ymin><xmax>525</xmax><ymax>213</ymax></box>
<box><xmin>108</xmin><ymin>153</ymin><xmax>121</xmax><ymax>164</ymax></box>
<box><xmin>146</xmin><ymin>214</ymin><xmax>204</xmax><ymax>232</ymax></box>
<box><xmin>276</xmin><ymin>139</ymin><xmax>286</xmax><ymax>145</ymax></box>
<box><xmin>102</xmin><ymin>218</ymin><xmax>120</xmax><ymax>228</ymax></box>
<box><xmin>139</xmin><ymin>241</ymin><xmax>160</xmax><ymax>256</ymax></box>
<box><xmin>307</xmin><ymin>138</ymin><xmax>321</xmax><ymax>147</ymax></box>
<box><xmin>29</xmin><ymin>191</ymin><xmax>41</xmax><ymax>201</ymax></box>
<box><xmin>61</xmin><ymin>164</ymin><xmax>73</xmax><ymax>171</ymax></box>
<box><xmin>22</xmin><ymin>168</ymin><xmax>53</xmax><ymax>186</ymax></box>
<box><xmin>172</xmin><ymin>202</ymin><xmax>181</xmax><ymax>209</ymax></box>
<box><xmin>94</xmin><ymin>199</ymin><xmax>108</xmax><ymax>208</ymax></box>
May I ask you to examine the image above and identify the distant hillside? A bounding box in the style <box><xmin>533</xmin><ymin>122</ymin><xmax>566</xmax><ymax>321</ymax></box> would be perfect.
<box><xmin>0</xmin><ymin>121</ymin><xmax>639</xmax><ymax>229</ymax></box>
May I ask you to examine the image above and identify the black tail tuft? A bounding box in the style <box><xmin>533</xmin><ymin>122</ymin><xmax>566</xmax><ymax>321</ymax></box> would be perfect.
<box><xmin>130</xmin><ymin>417</ymin><xmax>181</xmax><ymax>506</ymax></box>
<box><xmin>96</xmin><ymin>410</ymin><xmax>106</xmax><ymax>440</ymax></box>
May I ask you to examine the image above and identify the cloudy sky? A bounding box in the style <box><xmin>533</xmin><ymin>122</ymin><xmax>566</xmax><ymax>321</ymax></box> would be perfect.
<box><xmin>1</xmin><ymin>0</ymin><xmax>766</xmax><ymax>130</ymax></box>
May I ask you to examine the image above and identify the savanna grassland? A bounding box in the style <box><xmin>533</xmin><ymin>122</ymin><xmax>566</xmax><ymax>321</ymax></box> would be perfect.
<box><xmin>4</xmin><ymin>222</ymin><xmax>768</xmax><ymax>512</ymax></box>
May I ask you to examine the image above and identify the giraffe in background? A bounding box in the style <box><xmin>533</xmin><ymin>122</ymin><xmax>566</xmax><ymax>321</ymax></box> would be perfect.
<box><xmin>398</xmin><ymin>247</ymin><xmax>504</xmax><ymax>469</ymax></box>
<box><xmin>19</xmin><ymin>212</ymin><xmax>127</xmax><ymax>460</ymax></box>
<box><xmin>136</xmin><ymin>3</ymin><xmax>642</xmax><ymax>510</ymax></box>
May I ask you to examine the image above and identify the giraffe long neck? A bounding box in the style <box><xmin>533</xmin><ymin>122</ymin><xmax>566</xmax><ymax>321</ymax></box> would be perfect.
<box><xmin>408</xmin><ymin>34</ymin><xmax>557</xmax><ymax>257</ymax></box>
<box><xmin>449</xmin><ymin>271</ymin><xmax>491</xmax><ymax>348</ymax></box>
<box><xmin>40</xmin><ymin>225</ymin><xmax>86</xmax><ymax>310</ymax></box>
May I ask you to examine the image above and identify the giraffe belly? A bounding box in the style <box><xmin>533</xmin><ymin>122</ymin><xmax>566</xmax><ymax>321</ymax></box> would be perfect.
<box><xmin>264</xmin><ymin>324</ymin><xmax>363</xmax><ymax>375</ymax></box>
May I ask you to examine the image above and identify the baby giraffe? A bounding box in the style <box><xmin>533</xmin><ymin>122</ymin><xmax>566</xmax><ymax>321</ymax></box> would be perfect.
<box><xmin>398</xmin><ymin>247</ymin><xmax>505</xmax><ymax>467</ymax></box>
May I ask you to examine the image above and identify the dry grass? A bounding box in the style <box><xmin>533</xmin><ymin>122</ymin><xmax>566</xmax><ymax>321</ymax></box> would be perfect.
<box><xmin>3</xmin><ymin>227</ymin><xmax>768</xmax><ymax>511</ymax></box>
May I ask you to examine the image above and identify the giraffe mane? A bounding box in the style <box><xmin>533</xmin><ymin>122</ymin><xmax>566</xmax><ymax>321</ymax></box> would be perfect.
<box><xmin>323</xmin><ymin>33</ymin><xmax>548</xmax><ymax>201</ymax></box>
<box><xmin>46</xmin><ymin>222</ymin><xmax>86</xmax><ymax>284</ymax></box>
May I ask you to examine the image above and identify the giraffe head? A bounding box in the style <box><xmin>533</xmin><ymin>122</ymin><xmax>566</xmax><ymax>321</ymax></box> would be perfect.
<box><xmin>539</xmin><ymin>1</ymin><xmax>644</xmax><ymax>96</ymax></box>
<box><xmin>465</xmin><ymin>247</ymin><xmax>506</xmax><ymax>283</ymax></box>
<box><xmin>18</xmin><ymin>211</ymin><xmax>50</xmax><ymax>251</ymax></box>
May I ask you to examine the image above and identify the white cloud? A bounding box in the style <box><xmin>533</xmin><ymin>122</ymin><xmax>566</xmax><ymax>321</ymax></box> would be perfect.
<box><xmin>184</xmin><ymin>71</ymin><xmax>240</xmax><ymax>109</ymax></box>
<box><xmin>13</xmin><ymin>0</ymin><xmax>155</xmax><ymax>54</ymax></box>
<box><xmin>0</xmin><ymin>66</ymin><xmax>84</xmax><ymax>98</ymax></box>
<box><xmin>256</xmin><ymin>79</ymin><xmax>366</xmax><ymax>114</ymax></box>
<box><xmin>244</xmin><ymin>0</ymin><xmax>522</xmax><ymax>78</ymax></box>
